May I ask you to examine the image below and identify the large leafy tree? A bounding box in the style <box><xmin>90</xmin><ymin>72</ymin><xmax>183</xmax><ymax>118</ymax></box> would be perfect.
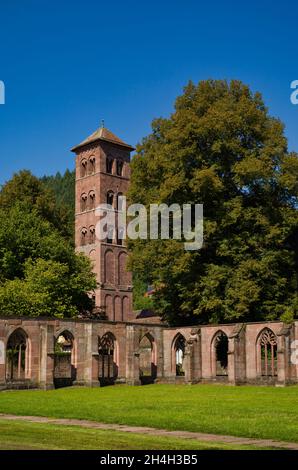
<box><xmin>0</xmin><ymin>171</ymin><xmax>96</xmax><ymax>317</ymax></box>
<box><xmin>0</xmin><ymin>258</ymin><xmax>95</xmax><ymax>318</ymax></box>
<box><xmin>0</xmin><ymin>170</ymin><xmax>73</xmax><ymax>241</ymax></box>
<box><xmin>128</xmin><ymin>80</ymin><xmax>298</xmax><ymax>325</ymax></box>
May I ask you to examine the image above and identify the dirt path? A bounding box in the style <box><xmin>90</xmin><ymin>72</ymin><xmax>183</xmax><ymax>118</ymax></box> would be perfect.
<box><xmin>0</xmin><ymin>413</ymin><xmax>297</xmax><ymax>450</ymax></box>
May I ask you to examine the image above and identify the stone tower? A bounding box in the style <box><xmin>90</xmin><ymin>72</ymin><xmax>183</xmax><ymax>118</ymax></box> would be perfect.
<box><xmin>71</xmin><ymin>125</ymin><xmax>135</xmax><ymax>321</ymax></box>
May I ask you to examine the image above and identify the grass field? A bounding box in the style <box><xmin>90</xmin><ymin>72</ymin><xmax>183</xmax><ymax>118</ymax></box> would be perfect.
<box><xmin>0</xmin><ymin>384</ymin><xmax>297</xmax><ymax>446</ymax></box>
<box><xmin>0</xmin><ymin>419</ymin><xmax>273</xmax><ymax>450</ymax></box>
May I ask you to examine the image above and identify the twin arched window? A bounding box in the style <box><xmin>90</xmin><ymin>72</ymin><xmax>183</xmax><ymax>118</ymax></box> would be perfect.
<box><xmin>106</xmin><ymin>191</ymin><xmax>124</xmax><ymax>210</ymax></box>
<box><xmin>80</xmin><ymin>192</ymin><xmax>96</xmax><ymax>212</ymax></box>
<box><xmin>106</xmin><ymin>156</ymin><xmax>124</xmax><ymax>176</ymax></box>
<box><xmin>81</xmin><ymin>226</ymin><xmax>96</xmax><ymax>246</ymax></box>
<box><xmin>81</xmin><ymin>156</ymin><xmax>96</xmax><ymax>177</ymax></box>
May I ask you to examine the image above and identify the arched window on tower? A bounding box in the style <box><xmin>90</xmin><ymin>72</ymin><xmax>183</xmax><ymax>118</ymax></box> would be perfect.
<box><xmin>81</xmin><ymin>193</ymin><xmax>87</xmax><ymax>212</ymax></box>
<box><xmin>81</xmin><ymin>227</ymin><xmax>88</xmax><ymax>246</ymax></box>
<box><xmin>88</xmin><ymin>156</ymin><xmax>96</xmax><ymax>174</ymax></box>
<box><xmin>89</xmin><ymin>226</ymin><xmax>96</xmax><ymax>244</ymax></box>
<box><xmin>80</xmin><ymin>159</ymin><xmax>88</xmax><ymax>178</ymax></box>
<box><xmin>106</xmin><ymin>157</ymin><xmax>113</xmax><ymax>174</ymax></box>
<box><xmin>116</xmin><ymin>160</ymin><xmax>124</xmax><ymax>176</ymax></box>
<box><xmin>88</xmin><ymin>191</ymin><xmax>96</xmax><ymax>210</ymax></box>
<box><xmin>107</xmin><ymin>191</ymin><xmax>114</xmax><ymax>207</ymax></box>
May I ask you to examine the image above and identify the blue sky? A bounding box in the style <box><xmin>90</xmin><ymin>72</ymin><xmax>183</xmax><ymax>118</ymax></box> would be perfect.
<box><xmin>0</xmin><ymin>0</ymin><xmax>297</xmax><ymax>185</ymax></box>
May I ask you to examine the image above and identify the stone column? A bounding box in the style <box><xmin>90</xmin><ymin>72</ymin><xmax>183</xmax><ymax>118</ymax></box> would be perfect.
<box><xmin>184</xmin><ymin>329</ymin><xmax>201</xmax><ymax>384</ymax></box>
<box><xmin>82</xmin><ymin>322</ymin><xmax>93</xmax><ymax>387</ymax></box>
<box><xmin>39</xmin><ymin>323</ymin><xmax>55</xmax><ymax>390</ymax></box>
<box><xmin>277</xmin><ymin>324</ymin><xmax>292</xmax><ymax>386</ymax></box>
<box><xmin>228</xmin><ymin>324</ymin><xmax>246</xmax><ymax>385</ymax></box>
<box><xmin>125</xmin><ymin>325</ymin><xmax>141</xmax><ymax>385</ymax></box>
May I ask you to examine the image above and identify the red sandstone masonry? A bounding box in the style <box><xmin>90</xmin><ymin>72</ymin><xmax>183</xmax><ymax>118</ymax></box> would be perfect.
<box><xmin>73</xmin><ymin>130</ymin><xmax>133</xmax><ymax>322</ymax></box>
<box><xmin>0</xmin><ymin>317</ymin><xmax>297</xmax><ymax>390</ymax></box>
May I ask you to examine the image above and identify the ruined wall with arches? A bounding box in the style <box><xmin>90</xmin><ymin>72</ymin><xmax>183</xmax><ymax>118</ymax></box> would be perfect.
<box><xmin>0</xmin><ymin>317</ymin><xmax>297</xmax><ymax>390</ymax></box>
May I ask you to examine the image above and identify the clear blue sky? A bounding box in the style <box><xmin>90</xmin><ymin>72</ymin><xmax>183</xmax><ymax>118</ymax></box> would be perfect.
<box><xmin>0</xmin><ymin>0</ymin><xmax>297</xmax><ymax>185</ymax></box>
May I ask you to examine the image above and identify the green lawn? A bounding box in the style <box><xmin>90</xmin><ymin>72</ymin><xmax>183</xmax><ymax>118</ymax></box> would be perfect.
<box><xmin>0</xmin><ymin>384</ymin><xmax>297</xmax><ymax>442</ymax></box>
<box><xmin>0</xmin><ymin>419</ymin><xmax>270</xmax><ymax>450</ymax></box>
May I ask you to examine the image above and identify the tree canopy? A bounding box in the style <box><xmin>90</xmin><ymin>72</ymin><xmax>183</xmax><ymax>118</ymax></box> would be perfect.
<box><xmin>128</xmin><ymin>80</ymin><xmax>298</xmax><ymax>325</ymax></box>
<box><xmin>0</xmin><ymin>171</ymin><xmax>96</xmax><ymax>317</ymax></box>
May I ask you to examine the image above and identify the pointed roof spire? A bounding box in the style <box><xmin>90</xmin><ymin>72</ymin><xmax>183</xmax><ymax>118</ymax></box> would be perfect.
<box><xmin>71</xmin><ymin>124</ymin><xmax>135</xmax><ymax>152</ymax></box>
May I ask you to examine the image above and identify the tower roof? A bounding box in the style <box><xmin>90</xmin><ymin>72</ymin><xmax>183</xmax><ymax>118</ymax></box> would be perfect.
<box><xmin>71</xmin><ymin>126</ymin><xmax>135</xmax><ymax>152</ymax></box>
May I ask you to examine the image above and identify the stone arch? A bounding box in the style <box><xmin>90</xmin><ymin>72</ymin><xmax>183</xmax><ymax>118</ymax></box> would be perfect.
<box><xmin>256</xmin><ymin>328</ymin><xmax>277</xmax><ymax>377</ymax></box>
<box><xmin>116</xmin><ymin>160</ymin><xmax>124</xmax><ymax>176</ymax></box>
<box><xmin>139</xmin><ymin>332</ymin><xmax>157</xmax><ymax>384</ymax></box>
<box><xmin>211</xmin><ymin>330</ymin><xmax>228</xmax><ymax>377</ymax></box>
<box><xmin>104</xmin><ymin>249</ymin><xmax>115</xmax><ymax>284</ymax></box>
<box><xmin>54</xmin><ymin>330</ymin><xmax>77</xmax><ymax>388</ymax></box>
<box><xmin>89</xmin><ymin>225</ymin><xmax>96</xmax><ymax>244</ymax></box>
<box><xmin>107</xmin><ymin>190</ymin><xmax>114</xmax><ymax>207</ymax></box>
<box><xmin>6</xmin><ymin>328</ymin><xmax>30</xmax><ymax>381</ymax></box>
<box><xmin>118</xmin><ymin>251</ymin><xmax>128</xmax><ymax>285</ymax></box>
<box><xmin>88</xmin><ymin>155</ymin><xmax>96</xmax><ymax>174</ymax></box>
<box><xmin>81</xmin><ymin>227</ymin><xmax>88</xmax><ymax>246</ymax></box>
<box><xmin>88</xmin><ymin>190</ymin><xmax>96</xmax><ymax>210</ymax></box>
<box><xmin>80</xmin><ymin>193</ymin><xmax>87</xmax><ymax>212</ymax></box>
<box><xmin>106</xmin><ymin>156</ymin><xmax>114</xmax><ymax>174</ymax></box>
<box><xmin>105</xmin><ymin>294</ymin><xmax>114</xmax><ymax>319</ymax></box>
<box><xmin>114</xmin><ymin>296</ymin><xmax>122</xmax><ymax>322</ymax></box>
<box><xmin>172</xmin><ymin>333</ymin><xmax>186</xmax><ymax>377</ymax></box>
<box><xmin>98</xmin><ymin>332</ymin><xmax>118</xmax><ymax>385</ymax></box>
<box><xmin>80</xmin><ymin>158</ymin><xmax>88</xmax><ymax>177</ymax></box>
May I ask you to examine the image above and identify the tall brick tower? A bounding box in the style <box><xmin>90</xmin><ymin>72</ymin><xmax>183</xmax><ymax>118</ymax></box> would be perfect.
<box><xmin>71</xmin><ymin>125</ymin><xmax>135</xmax><ymax>322</ymax></box>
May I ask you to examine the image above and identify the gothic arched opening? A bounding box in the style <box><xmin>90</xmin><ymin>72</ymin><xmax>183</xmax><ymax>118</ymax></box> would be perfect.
<box><xmin>139</xmin><ymin>333</ymin><xmax>157</xmax><ymax>385</ymax></box>
<box><xmin>213</xmin><ymin>331</ymin><xmax>228</xmax><ymax>376</ymax></box>
<box><xmin>173</xmin><ymin>334</ymin><xmax>186</xmax><ymax>377</ymax></box>
<box><xmin>54</xmin><ymin>331</ymin><xmax>76</xmax><ymax>388</ymax></box>
<box><xmin>258</xmin><ymin>328</ymin><xmax>277</xmax><ymax>377</ymax></box>
<box><xmin>6</xmin><ymin>329</ymin><xmax>29</xmax><ymax>382</ymax></box>
<box><xmin>98</xmin><ymin>333</ymin><xmax>118</xmax><ymax>386</ymax></box>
